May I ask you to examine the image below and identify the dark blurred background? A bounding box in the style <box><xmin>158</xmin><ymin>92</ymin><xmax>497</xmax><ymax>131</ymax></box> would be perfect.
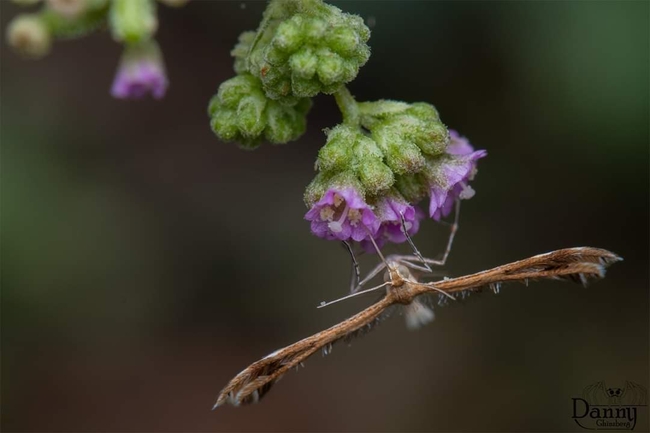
<box><xmin>2</xmin><ymin>1</ymin><xmax>648</xmax><ymax>431</ymax></box>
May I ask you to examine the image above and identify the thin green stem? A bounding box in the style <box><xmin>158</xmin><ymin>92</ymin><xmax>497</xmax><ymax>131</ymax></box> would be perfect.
<box><xmin>334</xmin><ymin>86</ymin><xmax>360</xmax><ymax>126</ymax></box>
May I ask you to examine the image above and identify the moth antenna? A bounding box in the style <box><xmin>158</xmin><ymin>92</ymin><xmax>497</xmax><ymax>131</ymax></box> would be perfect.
<box><xmin>318</xmin><ymin>281</ymin><xmax>391</xmax><ymax>308</ymax></box>
<box><xmin>400</xmin><ymin>211</ymin><xmax>432</xmax><ymax>272</ymax></box>
<box><xmin>342</xmin><ymin>240</ymin><xmax>361</xmax><ymax>292</ymax></box>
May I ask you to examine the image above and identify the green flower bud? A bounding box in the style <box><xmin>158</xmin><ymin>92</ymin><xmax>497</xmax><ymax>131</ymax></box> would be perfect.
<box><xmin>246</xmin><ymin>0</ymin><xmax>371</xmax><ymax>103</ymax></box>
<box><xmin>291</xmin><ymin>75</ymin><xmax>321</xmax><ymax>98</ymax></box>
<box><xmin>394</xmin><ymin>172</ymin><xmax>428</xmax><ymax>204</ymax></box>
<box><xmin>210</xmin><ymin>107</ymin><xmax>239</xmax><ymax>141</ymax></box>
<box><xmin>361</xmin><ymin>101</ymin><xmax>450</xmax><ymax>159</ymax></box>
<box><xmin>317</xmin><ymin>125</ymin><xmax>356</xmax><ymax>172</ymax></box>
<box><xmin>109</xmin><ymin>0</ymin><xmax>157</xmax><ymax>44</ymax></box>
<box><xmin>410</xmin><ymin>120</ymin><xmax>448</xmax><ymax>155</ymax></box>
<box><xmin>208</xmin><ymin>73</ymin><xmax>311</xmax><ymax>149</ymax></box>
<box><xmin>273</xmin><ymin>17</ymin><xmax>304</xmax><ymax>53</ymax></box>
<box><xmin>403</xmin><ymin>103</ymin><xmax>448</xmax><ymax>155</ymax></box>
<box><xmin>289</xmin><ymin>46</ymin><xmax>318</xmax><ymax>79</ymax></box>
<box><xmin>407</xmin><ymin>102</ymin><xmax>440</xmax><ymax>121</ymax></box>
<box><xmin>304</xmin><ymin>16</ymin><xmax>327</xmax><ymax>42</ymax></box>
<box><xmin>372</xmin><ymin>127</ymin><xmax>425</xmax><ymax>175</ymax></box>
<box><xmin>358</xmin><ymin>99</ymin><xmax>410</xmax><ymax>125</ymax></box>
<box><xmin>237</xmin><ymin>94</ymin><xmax>268</xmax><ymax>139</ymax></box>
<box><xmin>217</xmin><ymin>74</ymin><xmax>258</xmax><ymax>108</ymax></box>
<box><xmin>304</xmin><ymin>171</ymin><xmax>332</xmax><ymax>207</ymax></box>
<box><xmin>353</xmin><ymin>135</ymin><xmax>383</xmax><ymax>162</ymax></box>
<box><xmin>264</xmin><ymin>97</ymin><xmax>310</xmax><ymax>143</ymax></box>
<box><xmin>357</xmin><ymin>159</ymin><xmax>393</xmax><ymax>195</ymax></box>
<box><xmin>325</xmin><ymin>26</ymin><xmax>359</xmax><ymax>57</ymax></box>
<box><xmin>316</xmin><ymin>48</ymin><xmax>344</xmax><ymax>85</ymax></box>
<box><xmin>232</xmin><ymin>30</ymin><xmax>256</xmax><ymax>74</ymax></box>
<box><xmin>6</xmin><ymin>14</ymin><xmax>51</xmax><ymax>58</ymax></box>
<box><xmin>316</xmin><ymin>124</ymin><xmax>395</xmax><ymax>196</ymax></box>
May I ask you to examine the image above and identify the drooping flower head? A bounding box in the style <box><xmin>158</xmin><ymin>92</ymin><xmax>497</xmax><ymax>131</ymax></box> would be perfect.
<box><xmin>111</xmin><ymin>39</ymin><xmax>168</xmax><ymax>100</ymax></box>
<box><xmin>427</xmin><ymin>130</ymin><xmax>487</xmax><ymax>221</ymax></box>
<box><xmin>305</xmin><ymin>185</ymin><xmax>380</xmax><ymax>243</ymax></box>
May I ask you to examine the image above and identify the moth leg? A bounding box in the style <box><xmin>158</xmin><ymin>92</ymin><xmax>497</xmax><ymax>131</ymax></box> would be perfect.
<box><xmin>400</xmin><ymin>211</ymin><xmax>432</xmax><ymax>272</ymax></box>
<box><xmin>393</xmin><ymin>199</ymin><xmax>461</xmax><ymax>268</ymax></box>
<box><xmin>341</xmin><ymin>241</ymin><xmax>361</xmax><ymax>293</ymax></box>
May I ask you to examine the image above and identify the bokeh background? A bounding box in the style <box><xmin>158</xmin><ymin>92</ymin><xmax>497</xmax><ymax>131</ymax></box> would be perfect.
<box><xmin>2</xmin><ymin>1</ymin><xmax>648</xmax><ymax>431</ymax></box>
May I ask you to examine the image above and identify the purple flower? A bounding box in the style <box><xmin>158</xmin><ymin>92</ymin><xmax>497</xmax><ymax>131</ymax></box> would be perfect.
<box><xmin>428</xmin><ymin>130</ymin><xmax>487</xmax><ymax>221</ymax></box>
<box><xmin>360</xmin><ymin>195</ymin><xmax>425</xmax><ymax>252</ymax></box>
<box><xmin>111</xmin><ymin>41</ymin><xmax>168</xmax><ymax>100</ymax></box>
<box><xmin>446</xmin><ymin>129</ymin><xmax>475</xmax><ymax>156</ymax></box>
<box><xmin>305</xmin><ymin>187</ymin><xmax>380</xmax><ymax>242</ymax></box>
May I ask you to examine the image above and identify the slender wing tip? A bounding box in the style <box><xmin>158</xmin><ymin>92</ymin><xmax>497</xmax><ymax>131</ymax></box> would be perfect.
<box><xmin>212</xmin><ymin>397</ymin><xmax>225</xmax><ymax>410</ymax></box>
<box><xmin>212</xmin><ymin>390</ymin><xmax>235</xmax><ymax>410</ymax></box>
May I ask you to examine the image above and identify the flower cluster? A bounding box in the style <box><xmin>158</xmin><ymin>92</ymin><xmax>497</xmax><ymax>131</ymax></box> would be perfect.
<box><xmin>8</xmin><ymin>0</ymin><xmax>488</xmax><ymax>254</ymax></box>
<box><xmin>244</xmin><ymin>0</ymin><xmax>371</xmax><ymax>103</ymax></box>
<box><xmin>208</xmin><ymin>74</ymin><xmax>312</xmax><ymax>150</ymax></box>
<box><xmin>208</xmin><ymin>0</ymin><xmax>370</xmax><ymax>148</ymax></box>
<box><xmin>6</xmin><ymin>0</ymin><xmax>189</xmax><ymax>99</ymax></box>
<box><xmin>304</xmin><ymin>99</ymin><xmax>486</xmax><ymax>250</ymax></box>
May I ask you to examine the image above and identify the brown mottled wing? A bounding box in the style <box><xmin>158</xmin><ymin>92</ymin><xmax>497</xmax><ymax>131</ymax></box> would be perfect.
<box><xmin>213</xmin><ymin>296</ymin><xmax>393</xmax><ymax>408</ymax></box>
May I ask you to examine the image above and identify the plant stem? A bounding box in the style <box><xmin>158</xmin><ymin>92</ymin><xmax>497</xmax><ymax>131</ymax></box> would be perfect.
<box><xmin>334</xmin><ymin>85</ymin><xmax>360</xmax><ymax>127</ymax></box>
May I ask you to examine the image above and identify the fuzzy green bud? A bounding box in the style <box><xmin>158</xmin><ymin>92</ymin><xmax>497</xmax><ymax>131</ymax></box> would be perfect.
<box><xmin>353</xmin><ymin>135</ymin><xmax>383</xmax><ymax>162</ymax></box>
<box><xmin>357</xmin><ymin>159</ymin><xmax>393</xmax><ymax>195</ymax></box>
<box><xmin>304</xmin><ymin>171</ymin><xmax>331</xmax><ymax>207</ymax></box>
<box><xmin>232</xmin><ymin>30</ymin><xmax>256</xmax><ymax>74</ymax></box>
<box><xmin>361</xmin><ymin>101</ymin><xmax>450</xmax><ymax>165</ymax></box>
<box><xmin>316</xmin><ymin>124</ymin><xmax>395</xmax><ymax>196</ymax></box>
<box><xmin>289</xmin><ymin>46</ymin><xmax>318</xmax><ymax>79</ymax></box>
<box><xmin>372</xmin><ymin>128</ymin><xmax>425</xmax><ymax>175</ymax></box>
<box><xmin>237</xmin><ymin>94</ymin><xmax>268</xmax><ymax>139</ymax></box>
<box><xmin>6</xmin><ymin>14</ymin><xmax>52</xmax><ymax>58</ymax></box>
<box><xmin>109</xmin><ymin>0</ymin><xmax>157</xmax><ymax>44</ymax></box>
<box><xmin>394</xmin><ymin>173</ymin><xmax>428</xmax><ymax>204</ymax></box>
<box><xmin>246</xmin><ymin>0</ymin><xmax>371</xmax><ymax>103</ymax></box>
<box><xmin>325</xmin><ymin>26</ymin><xmax>359</xmax><ymax>57</ymax></box>
<box><xmin>316</xmin><ymin>48</ymin><xmax>344</xmax><ymax>85</ymax></box>
<box><xmin>209</xmin><ymin>73</ymin><xmax>311</xmax><ymax>149</ymax></box>
<box><xmin>403</xmin><ymin>103</ymin><xmax>448</xmax><ymax>155</ymax></box>
<box><xmin>274</xmin><ymin>18</ymin><xmax>304</xmax><ymax>53</ymax></box>
<box><xmin>317</xmin><ymin>125</ymin><xmax>355</xmax><ymax>172</ymax></box>
<box><xmin>358</xmin><ymin>100</ymin><xmax>410</xmax><ymax>125</ymax></box>
<box><xmin>264</xmin><ymin>97</ymin><xmax>310</xmax><ymax>143</ymax></box>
